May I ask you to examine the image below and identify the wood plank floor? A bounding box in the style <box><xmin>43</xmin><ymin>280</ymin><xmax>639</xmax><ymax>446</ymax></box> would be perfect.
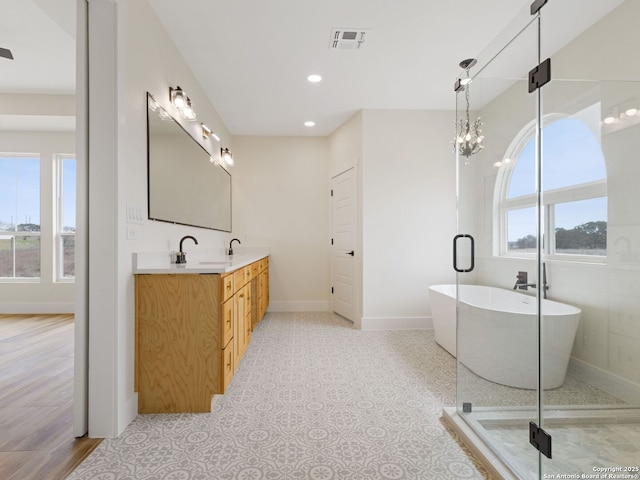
<box><xmin>0</xmin><ymin>314</ymin><xmax>101</xmax><ymax>480</ymax></box>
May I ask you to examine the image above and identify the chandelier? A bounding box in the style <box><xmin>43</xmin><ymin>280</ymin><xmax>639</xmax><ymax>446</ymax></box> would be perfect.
<box><xmin>455</xmin><ymin>58</ymin><xmax>484</xmax><ymax>160</ymax></box>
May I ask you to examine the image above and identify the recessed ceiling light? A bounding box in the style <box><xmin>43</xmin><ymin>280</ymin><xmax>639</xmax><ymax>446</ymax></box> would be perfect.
<box><xmin>307</xmin><ymin>74</ymin><xmax>322</xmax><ymax>83</ymax></box>
<box><xmin>304</xmin><ymin>121</ymin><xmax>316</xmax><ymax>127</ymax></box>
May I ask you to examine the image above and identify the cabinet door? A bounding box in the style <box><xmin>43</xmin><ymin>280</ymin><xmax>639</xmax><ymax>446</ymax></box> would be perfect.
<box><xmin>234</xmin><ymin>284</ymin><xmax>247</xmax><ymax>365</ymax></box>
<box><xmin>222</xmin><ymin>297</ymin><xmax>233</xmax><ymax>348</ymax></box>
<box><xmin>245</xmin><ymin>284</ymin><xmax>253</xmax><ymax>343</ymax></box>
<box><xmin>222</xmin><ymin>341</ymin><xmax>234</xmax><ymax>392</ymax></box>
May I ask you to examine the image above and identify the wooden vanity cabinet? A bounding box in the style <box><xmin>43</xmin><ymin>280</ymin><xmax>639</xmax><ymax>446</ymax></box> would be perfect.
<box><xmin>135</xmin><ymin>273</ymin><xmax>225</xmax><ymax>414</ymax></box>
<box><xmin>135</xmin><ymin>256</ymin><xmax>268</xmax><ymax>414</ymax></box>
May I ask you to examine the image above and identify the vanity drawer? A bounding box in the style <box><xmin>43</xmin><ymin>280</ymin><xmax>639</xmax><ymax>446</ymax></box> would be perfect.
<box><xmin>250</xmin><ymin>261</ymin><xmax>259</xmax><ymax>279</ymax></box>
<box><xmin>222</xmin><ymin>341</ymin><xmax>234</xmax><ymax>392</ymax></box>
<box><xmin>233</xmin><ymin>266</ymin><xmax>252</xmax><ymax>289</ymax></box>
<box><xmin>222</xmin><ymin>297</ymin><xmax>233</xmax><ymax>347</ymax></box>
<box><xmin>222</xmin><ymin>274</ymin><xmax>234</xmax><ymax>302</ymax></box>
<box><xmin>258</xmin><ymin>257</ymin><xmax>268</xmax><ymax>272</ymax></box>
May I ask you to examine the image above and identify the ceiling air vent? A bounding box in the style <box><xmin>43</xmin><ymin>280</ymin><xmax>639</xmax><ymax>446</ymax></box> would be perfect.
<box><xmin>329</xmin><ymin>28</ymin><xmax>369</xmax><ymax>50</ymax></box>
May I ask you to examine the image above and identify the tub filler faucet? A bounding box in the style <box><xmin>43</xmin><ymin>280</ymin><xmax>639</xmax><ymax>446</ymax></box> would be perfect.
<box><xmin>513</xmin><ymin>265</ymin><xmax>549</xmax><ymax>299</ymax></box>
<box><xmin>176</xmin><ymin>235</ymin><xmax>198</xmax><ymax>264</ymax></box>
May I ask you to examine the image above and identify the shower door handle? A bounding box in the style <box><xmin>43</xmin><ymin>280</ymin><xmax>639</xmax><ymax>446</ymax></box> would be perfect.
<box><xmin>453</xmin><ymin>234</ymin><xmax>475</xmax><ymax>273</ymax></box>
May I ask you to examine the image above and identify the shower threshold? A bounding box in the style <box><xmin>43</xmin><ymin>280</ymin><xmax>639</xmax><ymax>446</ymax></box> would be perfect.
<box><xmin>443</xmin><ymin>405</ymin><xmax>640</xmax><ymax>480</ymax></box>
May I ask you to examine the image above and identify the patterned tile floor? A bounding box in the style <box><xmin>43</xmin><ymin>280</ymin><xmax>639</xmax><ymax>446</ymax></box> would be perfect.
<box><xmin>67</xmin><ymin>312</ymin><xmax>493</xmax><ymax>480</ymax></box>
<box><xmin>68</xmin><ymin>312</ymin><xmax>639</xmax><ymax>480</ymax></box>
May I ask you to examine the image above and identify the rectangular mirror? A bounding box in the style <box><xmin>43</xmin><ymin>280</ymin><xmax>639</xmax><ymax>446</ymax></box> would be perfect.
<box><xmin>147</xmin><ymin>93</ymin><xmax>231</xmax><ymax>232</ymax></box>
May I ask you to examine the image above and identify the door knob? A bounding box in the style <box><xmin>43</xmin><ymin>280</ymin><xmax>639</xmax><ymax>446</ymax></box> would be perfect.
<box><xmin>346</xmin><ymin>251</ymin><xmax>355</xmax><ymax>256</ymax></box>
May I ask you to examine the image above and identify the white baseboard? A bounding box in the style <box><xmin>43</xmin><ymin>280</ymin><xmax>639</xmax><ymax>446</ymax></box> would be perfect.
<box><xmin>360</xmin><ymin>316</ymin><xmax>433</xmax><ymax>331</ymax></box>
<box><xmin>0</xmin><ymin>303</ymin><xmax>74</xmax><ymax>314</ymax></box>
<box><xmin>568</xmin><ymin>356</ymin><xmax>640</xmax><ymax>405</ymax></box>
<box><xmin>118</xmin><ymin>393</ymin><xmax>139</xmax><ymax>437</ymax></box>
<box><xmin>267</xmin><ymin>300</ymin><xmax>329</xmax><ymax>312</ymax></box>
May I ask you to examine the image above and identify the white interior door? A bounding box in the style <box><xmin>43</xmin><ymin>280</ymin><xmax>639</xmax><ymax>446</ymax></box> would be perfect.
<box><xmin>331</xmin><ymin>168</ymin><xmax>356</xmax><ymax>322</ymax></box>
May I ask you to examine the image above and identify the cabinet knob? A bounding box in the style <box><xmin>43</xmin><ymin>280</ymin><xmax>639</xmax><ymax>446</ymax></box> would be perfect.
<box><xmin>227</xmin><ymin>284</ymin><xmax>232</xmax><ymax>290</ymax></box>
<box><xmin>239</xmin><ymin>293</ymin><xmax>245</xmax><ymax>298</ymax></box>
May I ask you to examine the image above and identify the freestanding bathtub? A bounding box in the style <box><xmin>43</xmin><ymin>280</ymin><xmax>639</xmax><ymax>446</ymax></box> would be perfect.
<box><xmin>428</xmin><ymin>284</ymin><xmax>581</xmax><ymax>390</ymax></box>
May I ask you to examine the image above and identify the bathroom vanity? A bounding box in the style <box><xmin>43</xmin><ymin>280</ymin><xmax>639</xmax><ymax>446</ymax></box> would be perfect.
<box><xmin>134</xmin><ymin>253</ymin><xmax>269</xmax><ymax>413</ymax></box>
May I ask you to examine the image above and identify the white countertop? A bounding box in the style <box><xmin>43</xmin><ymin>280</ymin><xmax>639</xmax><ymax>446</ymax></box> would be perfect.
<box><xmin>133</xmin><ymin>247</ymin><xmax>269</xmax><ymax>274</ymax></box>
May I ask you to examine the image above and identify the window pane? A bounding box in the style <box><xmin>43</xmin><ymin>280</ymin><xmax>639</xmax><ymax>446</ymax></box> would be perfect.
<box><xmin>62</xmin><ymin>158</ymin><xmax>76</xmax><ymax>231</ymax></box>
<box><xmin>58</xmin><ymin>156</ymin><xmax>76</xmax><ymax>281</ymax></box>
<box><xmin>16</xmin><ymin>236</ymin><xmax>40</xmax><ymax>277</ymax></box>
<box><xmin>507</xmin><ymin>115</ymin><xmax>606</xmax><ymax>198</ymax></box>
<box><xmin>542</xmin><ymin>117</ymin><xmax>606</xmax><ymax>191</ymax></box>
<box><xmin>0</xmin><ymin>236</ymin><xmax>12</xmax><ymax>277</ymax></box>
<box><xmin>62</xmin><ymin>236</ymin><xmax>75</xmax><ymax>278</ymax></box>
<box><xmin>0</xmin><ymin>156</ymin><xmax>40</xmax><ymax>231</ymax></box>
<box><xmin>555</xmin><ymin>198</ymin><xmax>607</xmax><ymax>255</ymax></box>
<box><xmin>507</xmin><ymin>207</ymin><xmax>537</xmax><ymax>253</ymax></box>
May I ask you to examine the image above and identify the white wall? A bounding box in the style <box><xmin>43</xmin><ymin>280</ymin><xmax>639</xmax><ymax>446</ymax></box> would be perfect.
<box><xmin>328</xmin><ymin>110</ymin><xmax>456</xmax><ymax>329</ymax></box>
<box><xmin>232</xmin><ymin>136</ymin><xmax>330</xmax><ymax>311</ymax></box>
<box><xmin>87</xmin><ymin>0</ymin><xmax>234</xmax><ymax>437</ymax></box>
<box><xmin>361</xmin><ymin>110</ymin><xmax>457</xmax><ymax>328</ymax></box>
<box><xmin>0</xmin><ymin>129</ymin><xmax>75</xmax><ymax>312</ymax></box>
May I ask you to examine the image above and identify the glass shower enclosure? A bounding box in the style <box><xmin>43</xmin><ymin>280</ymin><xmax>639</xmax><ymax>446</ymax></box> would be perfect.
<box><xmin>452</xmin><ymin>1</ymin><xmax>640</xmax><ymax>479</ymax></box>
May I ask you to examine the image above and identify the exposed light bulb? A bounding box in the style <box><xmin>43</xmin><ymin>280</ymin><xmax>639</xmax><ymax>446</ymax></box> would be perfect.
<box><xmin>171</xmin><ymin>87</ymin><xmax>186</xmax><ymax>109</ymax></box>
<box><xmin>220</xmin><ymin>148</ymin><xmax>234</xmax><ymax>167</ymax></box>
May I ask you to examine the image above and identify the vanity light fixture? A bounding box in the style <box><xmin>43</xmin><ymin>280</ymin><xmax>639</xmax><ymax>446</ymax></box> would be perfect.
<box><xmin>212</xmin><ymin>132</ymin><xmax>220</xmax><ymax>142</ymax></box>
<box><xmin>170</xmin><ymin>86</ymin><xmax>186</xmax><ymax>109</ymax></box>
<box><xmin>169</xmin><ymin>85</ymin><xmax>197</xmax><ymax>121</ymax></box>
<box><xmin>201</xmin><ymin>123</ymin><xmax>213</xmax><ymax>139</ymax></box>
<box><xmin>220</xmin><ymin>147</ymin><xmax>234</xmax><ymax>167</ymax></box>
<box><xmin>181</xmin><ymin>98</ymin><xmax>197</xmax><ymax>121</ymax></box>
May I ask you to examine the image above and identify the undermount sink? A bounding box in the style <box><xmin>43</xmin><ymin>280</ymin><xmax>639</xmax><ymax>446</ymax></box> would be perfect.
<box><xmin>198</xmin><ymin>260</ymin><xmax>231</xmax><ymax>266</ymax></box>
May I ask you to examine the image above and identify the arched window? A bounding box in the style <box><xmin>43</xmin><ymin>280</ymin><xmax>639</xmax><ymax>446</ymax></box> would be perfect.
<box><xmin>495</xmin><ymin>104</ymin><xmax>607</xmax><ymax>259</ymax></box>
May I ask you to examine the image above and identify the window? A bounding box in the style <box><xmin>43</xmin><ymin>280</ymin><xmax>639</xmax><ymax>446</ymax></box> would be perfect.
<box><xmin>56</xmin><ymin>155</ymin><xmax>76</xmax><ymax>280</ymax></box>
<box><xmin>0</xmin><ymin>155</ymin><xmax>41</xmax><ymax>279</ymax></box>
<box><xmin>497</xmin><ymin>105</ymin><xmax>607</xmax><ymax>260</ymax></box>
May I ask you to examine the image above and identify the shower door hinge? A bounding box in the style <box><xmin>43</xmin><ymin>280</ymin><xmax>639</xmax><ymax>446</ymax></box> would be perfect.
<box><xmin>529</xmin><ymin>422</ymin><xmax>552</xmax><ymax>459</ymax></box>
<box><xmin>528</xmin><ymin>58</ymin><xmax>551</xmax><ymax>93</ymax></box>
<box><xmin>530</xmin><ymin>0</ymin><xmax>548</xmax><ymax>15</ymax></box>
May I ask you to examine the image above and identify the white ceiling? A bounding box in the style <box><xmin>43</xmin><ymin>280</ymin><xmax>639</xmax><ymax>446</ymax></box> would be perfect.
<box><xmin>146</xmin><ymin>0</ymin><xmax>532</xmax><ymax>136</ymax></box>
<box><xmin>0</xmin><ymin>0</ymin><xmax>625</xmax><ymax>136</ymax></box>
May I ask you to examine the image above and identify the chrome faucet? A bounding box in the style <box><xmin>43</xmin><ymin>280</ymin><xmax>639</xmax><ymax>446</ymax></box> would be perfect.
<box><xmin>228</xmin><ymin>238</ymin><xmax>241</xmax><ymax>256</ymax></box>
<box><xmin>176</xmin><ymin>235</ymin><xmax>198</xmax><ymax>264</ymax></box>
